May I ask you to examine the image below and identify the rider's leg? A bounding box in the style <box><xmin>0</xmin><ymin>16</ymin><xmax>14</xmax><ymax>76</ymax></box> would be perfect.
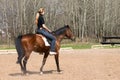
<box><xmin>37</xmin><ymin>29</ymin><xmax>56</xmax><ymax>55</ymax></box>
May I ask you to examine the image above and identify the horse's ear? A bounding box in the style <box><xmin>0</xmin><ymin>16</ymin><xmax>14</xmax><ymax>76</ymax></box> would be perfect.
<box><xmin>65</xmin><ymin>24</ymin><xmax>70</xmax><ymax>28</ymax></box>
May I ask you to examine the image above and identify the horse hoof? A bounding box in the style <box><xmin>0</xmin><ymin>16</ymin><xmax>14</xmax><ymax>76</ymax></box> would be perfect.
<box><xmin>25</xmin><ymin>73</ymin><xmax>29</xmax><ymax>76</ymax></box>
<box><xmin>58</xmin><ymin>71</ymin><xmax>63</xmax><ymax>74</ymax></box>
<box><xmin>22</xmin><ymin>71</ymin><xmax>29</xmax><ymax>76</ymax></box>
<box><xmin>16</xmin><ymin>61</ymin><xmax>20</xmax><ymax>64</ymax></box>
<box><xmin>53</xmin><ymin>71</ymin><xmax>62</xmax><ymax>74</ymax></box>
<box><xmin>40</xmin><ymin>72</ymin><xmax>43</xmax><ymax>75</ymax></box>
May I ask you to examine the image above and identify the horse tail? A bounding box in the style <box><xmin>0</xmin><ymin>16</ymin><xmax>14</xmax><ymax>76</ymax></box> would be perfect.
<box><xmin>15</xmin><ymin>35</ymin><xmax>24</xmax><ymax>64</ymax></box>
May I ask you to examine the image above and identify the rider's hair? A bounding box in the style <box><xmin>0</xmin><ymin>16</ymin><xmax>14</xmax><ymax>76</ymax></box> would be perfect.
<box><xmin>38</xmin><ymin>8</ymin><xmax>44</xmax><ymax>13</ymax></box>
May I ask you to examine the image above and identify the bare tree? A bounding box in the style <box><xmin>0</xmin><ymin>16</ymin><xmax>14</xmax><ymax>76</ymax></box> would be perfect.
<box><xmin>0</xmin><ymin>0</ymin><xmax>120</xmax><ymax>45</ymax></box>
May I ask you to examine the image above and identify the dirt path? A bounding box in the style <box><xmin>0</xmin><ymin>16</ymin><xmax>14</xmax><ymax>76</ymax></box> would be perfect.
<box><xmin>0</xmin><ymin>49</ymin><xmax>120</xmax><ymax>80</ymax></box>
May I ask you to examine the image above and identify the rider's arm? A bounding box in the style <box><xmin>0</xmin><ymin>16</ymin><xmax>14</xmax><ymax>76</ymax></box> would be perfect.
<box><xmin>42</xmin><ymin>24</ymin><xmax>52</xmax><ymax>32</ymax></box>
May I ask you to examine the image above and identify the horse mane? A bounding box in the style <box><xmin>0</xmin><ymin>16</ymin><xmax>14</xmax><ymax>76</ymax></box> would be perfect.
<box><xmin>53</xmin><ymin>25</ymin><xmax>70</xmax><ymax>35</ymax></box>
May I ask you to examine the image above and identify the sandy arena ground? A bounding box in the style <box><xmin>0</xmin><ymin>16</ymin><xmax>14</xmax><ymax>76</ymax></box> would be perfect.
<box><xmin>0</xmin><ymin>49</ymin><xmax>120</xmax><ymax>80</ymax></box>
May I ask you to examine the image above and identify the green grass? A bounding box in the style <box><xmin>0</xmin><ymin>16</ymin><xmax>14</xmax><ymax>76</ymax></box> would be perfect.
<box><xmin>0</xmin><ymin>48</ymin><xmax>15</xmax><ymax>50</ymax></box>
<box><xmin>0</xmin><ymin>43</ymin><xmax>120</xmax><ymax>50</ymax></box>
<box><xmin>0</xmin><ymin>45</ymin><xmax>15</xmax><ymax>50</ymax></box>
<box><xmin>101</xmin><ymin>45</ymin><xmax>120</xmax><ymax>49</ymax></box>
<box><xmin>61</xmin><ymin>43</ymin><xmax>92</xmax><ymax>49</ymax></box>
<box><xmin>61</xmin><ymin>43</ymin><xmax>120</xmax><ymax>49</ymax></box>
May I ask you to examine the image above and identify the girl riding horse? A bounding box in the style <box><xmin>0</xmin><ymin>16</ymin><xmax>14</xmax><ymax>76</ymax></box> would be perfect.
<box><xmin>15</xmin><ymin>25</ymin><xmax>75</xmax><ymax>74</ymax></box>
<box><xmin>35</xmin><ymin>8</ymin><xmax>56</xmax><ymax>55</ymax></box>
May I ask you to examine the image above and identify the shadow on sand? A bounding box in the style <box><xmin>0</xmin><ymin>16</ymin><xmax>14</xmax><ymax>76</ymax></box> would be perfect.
<box><xmin>9</xmin><ymin>70</ymin><xmax>63</xmax><ymax>76</ymax></box>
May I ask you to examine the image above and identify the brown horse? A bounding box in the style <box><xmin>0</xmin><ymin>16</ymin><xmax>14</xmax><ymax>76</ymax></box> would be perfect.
<box><xmin>15</xmin><ymin>25</ymin><xmax>74</xmax><ymax>74</ymax></box>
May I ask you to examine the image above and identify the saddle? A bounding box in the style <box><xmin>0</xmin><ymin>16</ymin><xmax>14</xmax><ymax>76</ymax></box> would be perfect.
<box><xmin>36</xmin><ymin>34</ymin><xmax>50</xmax><ymax>46</ymax></box>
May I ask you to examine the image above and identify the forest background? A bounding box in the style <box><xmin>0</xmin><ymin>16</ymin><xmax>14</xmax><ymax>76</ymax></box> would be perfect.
<box><xmin>0</xmin><ymin>0</ymin><xmax>120</xmax><ymax>46</ymax></box>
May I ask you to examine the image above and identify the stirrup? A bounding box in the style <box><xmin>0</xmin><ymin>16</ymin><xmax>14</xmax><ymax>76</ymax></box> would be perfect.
<box><xmin>49</xmin><ymin>51</ymin><xmax>56</xmax><ymax>55</ymax></box>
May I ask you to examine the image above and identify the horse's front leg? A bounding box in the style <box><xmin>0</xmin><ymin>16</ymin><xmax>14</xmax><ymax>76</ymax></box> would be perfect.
<box><xmin>40</xmin><ymin>52</ymin><xmax>49</xmax><ymax>74</ymax></box>
<box><xmin>54</xmin><ymin>52</ymin><xmax>61</xmax><ymax>73</ymax></box>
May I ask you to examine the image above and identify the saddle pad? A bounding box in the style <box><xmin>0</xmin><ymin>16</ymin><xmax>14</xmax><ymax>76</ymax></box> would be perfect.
<box><xmin>36</xmin><ymin>34</ymin><xmax>50</xmax><ymax>46</ymax></box>
<box><xmin>42</xmin><ymin>37</ymin><xmax>50</xmax><ymax>46</ymax></box>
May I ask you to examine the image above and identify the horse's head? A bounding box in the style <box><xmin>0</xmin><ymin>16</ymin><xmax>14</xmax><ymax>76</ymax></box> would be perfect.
<box><xmin>53</xmin><ymin>25</ymin><xmax>75</xmax><ymax>41</ymax></box>
<box><xmin>64</xmin><ymin>25</ymin><xmax>75</xmax><ymax>41</ymax></box>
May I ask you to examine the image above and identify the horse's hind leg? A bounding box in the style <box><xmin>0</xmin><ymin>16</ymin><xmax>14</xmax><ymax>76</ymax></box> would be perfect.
<box><xmin>19</xmin><ymin>54</ymin><xmax>24</xmax><ymax>72</ymax></box>
<box><xmin>22</xmin><ymin>52</ymin><xmax>31</xmax><ymax>74</ymax></box>
<box><xmin>40</xmin><ymin>52</ymin><xmax>49</xmax><ymax>74</ymax></box>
